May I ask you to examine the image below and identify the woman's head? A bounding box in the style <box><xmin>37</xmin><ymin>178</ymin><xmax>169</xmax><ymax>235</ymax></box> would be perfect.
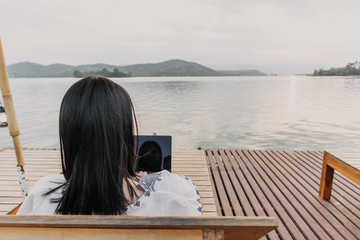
<box><xmin>57</xmin><ymin>76</ymin><xmax>138</xmax><ymax>214</ymax></box>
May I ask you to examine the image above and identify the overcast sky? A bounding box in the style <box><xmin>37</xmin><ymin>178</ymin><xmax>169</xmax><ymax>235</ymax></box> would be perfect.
<box><xmin>1</xmin><ymin>0</ymin><xmax>359</xmax><ymax>74</ymax></box>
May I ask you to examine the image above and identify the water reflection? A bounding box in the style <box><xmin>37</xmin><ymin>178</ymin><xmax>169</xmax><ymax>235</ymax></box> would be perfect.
<box><xmin>287</xmin><ymin>77</ymin><xmax>296</xmax><ymax>114</ymax></box>
<box><xmin>0</xmin><ymin>76</ymin><xmax>359</xmax><ymax>150</ymax></box>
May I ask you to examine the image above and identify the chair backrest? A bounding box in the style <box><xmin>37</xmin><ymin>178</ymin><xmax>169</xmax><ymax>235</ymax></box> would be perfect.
<box><xmin>0</xmin><ymin>215</ymin><xmax>277</xmax><ymax>240</ymax></box>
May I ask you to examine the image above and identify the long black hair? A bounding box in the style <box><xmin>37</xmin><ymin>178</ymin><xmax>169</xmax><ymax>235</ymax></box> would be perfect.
<box><xmin>53</xmin><ymin>76</ymin><xmax>139</xmax><ymax>215</ymax></box>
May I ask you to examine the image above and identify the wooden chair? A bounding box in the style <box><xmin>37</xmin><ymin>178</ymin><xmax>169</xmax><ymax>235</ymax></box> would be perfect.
<box><xmin>319</xmin><ymin>151</ymin><xmax>360</xmax><ymax>199</ymax></box>
<box><xmin>0</xmin><ymin>215</ymin><xmax>277</xmax><ymax>240</ymax></box>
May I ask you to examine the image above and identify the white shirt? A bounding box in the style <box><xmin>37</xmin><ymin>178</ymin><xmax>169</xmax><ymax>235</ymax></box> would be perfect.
<box><xmin>17</xmin><ymin>170</ymin><xmax>203</xmax><ymax>216</ymax></box>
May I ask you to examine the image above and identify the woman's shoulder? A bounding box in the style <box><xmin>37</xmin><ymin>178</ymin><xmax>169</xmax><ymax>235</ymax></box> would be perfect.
<box><xmin>37</xmin><ymin>174</ymin><xmax>65</xmax><ymax>182</ymax></box>
<box><xmin>17</xmin><ymin>174</ymin><xmax>65</xmax><ymax>215</ymax></box>
<box><xmin>31</xmin><ymin>174</ymin><xmax>65</xmax><ymax>194</ymax></box>
<box><xmin>30</xmin><ymin>174</ymin><xmax>65</xmax><ymax>185</ymax></box>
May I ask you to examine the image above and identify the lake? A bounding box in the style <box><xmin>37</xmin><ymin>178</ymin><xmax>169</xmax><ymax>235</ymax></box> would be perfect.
<box><xmin>0</xmin><ymin>76</ymin><xmax>359</xmax><ymax>150</ymax></box>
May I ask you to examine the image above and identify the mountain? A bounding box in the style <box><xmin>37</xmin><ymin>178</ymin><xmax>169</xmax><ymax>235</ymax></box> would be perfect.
<box><xmin>7</xmin><ymin>59</ymin><xmax>267</xmax><ymax>77</ymax></box>
<box><xmin>7</xmin><ymin>62</ymin><xmax>75</xmax><ymax>77</ymax></box>
<box><xmin>7</xmin><ymin>62</ymin><xmax>123</xmax><ymax>78</ymax></box>
<box><xmin>122</xmin><ymin>59</ymin><xmax>222</xmax><ymax>77</ymax></box>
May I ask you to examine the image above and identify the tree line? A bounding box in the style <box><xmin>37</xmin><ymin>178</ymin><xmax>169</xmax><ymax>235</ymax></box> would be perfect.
<box><xmin>73</xmin><ymin>68</ymin><xmax>131</xmax><ymax>78</ymax></box>
<box><xmin>313</xmin><ymin>61</ymin><xmax>360</xmax><ymax>76</ymax></box>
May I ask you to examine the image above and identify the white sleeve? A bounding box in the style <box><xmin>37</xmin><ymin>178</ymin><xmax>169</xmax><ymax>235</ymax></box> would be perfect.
<box><xmin>16</xmin><ymin>174</ymin><xmax>65</xmax><ymax>215</ymax></box>
<box><xmin>159</xmin><ymin>171</ymin><xmax>203</xmax><ymax>216</ymax></box>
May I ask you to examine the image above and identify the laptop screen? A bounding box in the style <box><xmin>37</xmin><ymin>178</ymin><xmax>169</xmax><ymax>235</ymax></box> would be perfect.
<box><xmin>135</xmin><ymin>135</ymin><xmax>172</xmax><ymax>173</ymax></box>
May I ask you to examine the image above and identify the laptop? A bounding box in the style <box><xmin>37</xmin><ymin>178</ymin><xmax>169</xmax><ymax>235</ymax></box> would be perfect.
<box><xmin>135</xmin><ymin>135</ymin><xmax>172</xmax><ymax>173</ymax></box>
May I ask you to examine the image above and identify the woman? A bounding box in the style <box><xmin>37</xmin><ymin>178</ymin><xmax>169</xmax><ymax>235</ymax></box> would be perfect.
<box><xmin>17</xmin><ymin>76</ymin><xmax>202</xmax><ymax>216</ymax></box>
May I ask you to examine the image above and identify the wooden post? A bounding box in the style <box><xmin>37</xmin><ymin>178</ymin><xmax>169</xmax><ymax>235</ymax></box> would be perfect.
<box><xmin>0</xmin><ymin>37</ymin><xmax>29</xmax><ymax>199</ymax></box>
<box><xmin>319</xmin><ymin>151</ymin><xmax>334</xmax><ymax>200</ymax></box>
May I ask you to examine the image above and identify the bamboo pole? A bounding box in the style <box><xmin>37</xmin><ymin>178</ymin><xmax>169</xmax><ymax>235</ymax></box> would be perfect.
<box><xmin>0</xmin><ymin>37</ymin><xmax>29</xmax><ymax>199</ymax></box>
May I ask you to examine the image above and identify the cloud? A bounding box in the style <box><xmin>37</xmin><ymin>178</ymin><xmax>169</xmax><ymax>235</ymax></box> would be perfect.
<box><xmin>1</xmin><ymin>0</ymin><xmax>359</xmax><ymax>73</ymax></box>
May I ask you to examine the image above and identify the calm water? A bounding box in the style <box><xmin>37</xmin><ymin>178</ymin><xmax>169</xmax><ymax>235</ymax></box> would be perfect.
<box><xmin>0</xmin><ymin>76</ymin><xmax>359</xmax><ymax>150</ymax></box>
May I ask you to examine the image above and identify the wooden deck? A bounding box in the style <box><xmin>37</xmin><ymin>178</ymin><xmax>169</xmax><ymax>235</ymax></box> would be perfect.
<box><xmin>206</xmin><ymin>149</ymin><xmax>360</xmax><ymax>240</ymax></box>
<box><xmin>2</xmin><ymin>148</ymin><xmax>360</xmax><ymax>239</ymax></box>
<box><xmin>0</xmin><ymin>148</ymin><xmax>217</xmax><ymax>216</ymax></box>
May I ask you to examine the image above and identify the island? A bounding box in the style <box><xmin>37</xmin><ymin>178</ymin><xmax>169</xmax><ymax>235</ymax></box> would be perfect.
<box><xmin>73</xmin><ymin>68</ymin><xmax>130</xmax><ymax>78</ymax></box>
<box><xmin>313</xmin><ymin>61</ymin><xmax>360</xmax><ymax>76</ymax></box>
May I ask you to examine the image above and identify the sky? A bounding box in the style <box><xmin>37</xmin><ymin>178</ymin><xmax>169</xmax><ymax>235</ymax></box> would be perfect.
<box><xmin>1</xmin><ymin>0</ymin><xmax>359</xmax><ymax>74</ymax></box>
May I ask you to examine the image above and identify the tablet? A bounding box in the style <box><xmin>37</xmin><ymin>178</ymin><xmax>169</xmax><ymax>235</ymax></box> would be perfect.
<box><xmin>135</xmin><ymin>135</ymin><xmax>172</xmax><ymax>173</ymax></box>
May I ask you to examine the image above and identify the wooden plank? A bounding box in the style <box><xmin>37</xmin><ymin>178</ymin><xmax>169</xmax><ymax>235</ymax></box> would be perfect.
<box><xmin>0</xmin><ymin>215</ymin><xmax>278</xmax><ymax>240</ymax></box>
<box><xmin>0</xmin><ymin>204</ymin><xmax>18</xmax><ymax>212</ymax></box>
<box><xmin>230</xmin><ymin>150</ymin><xmax>297</xmax><ymax>240</ymax></box>
<box><xmin>205</xmin><ymin>149</ymin><xmax>233</xmax><ymax>216</ymax></box>
<box><xmin>0</xmin><ymin>198</ymin><xmax>23</xmax><ymax>204</ymax></box>
<box><xmin>247</xmin><ymin>150</ymin><xmax>336</xmax><ymax>239</ymax></box>
<box><xmin>0</xmin><ymin>228</ymin><xmax>203</xmax><ymax>240</ymax></box>
<box><xmin>204</xmin><ymin>212</ymin><xmax>218</xmax><ymax>217</ymax></box>
<box><xmin>0</xmin><ymin>192</ymin><xmax>22</xmax><ymax>197</ymax></box>
<box><xmin>0</xmin><ymin>215</ymin><xmax>279</xmax><ymax>228</ymax></box>
<box><xmin>204</xmin><ymin>152</ymin><xmax>221</xmax><ymax>217</ymax></box>
<box><xmin>170</xmin><ymin>172</ymin><xmax>209</xmax><ymax>176</ymax></box>
<box><xmin>223</xmin><ymin>150</ymin><xmax>280</xmax><ymax>240</ymax></box>
<box><xmin>199</xmin><ymin>198</ymin><xmax>215</xmax><ymax>205</ymax></box>
<box><xmin>0</xmin><ymin>186</ymin><xmax>29</xmax><ymax>191</ymax></box>
<box><xmin>0</xmin><ymin>181</ymin><xmax>26</xmax><ymax>186</ymax></box>
<box><xmin>238</xmin><ymin>150</ymin><xmax>312</xmax><ymax>239</ymax></box>
<box><xmin>327</xmin><ymin>152</ymin><xmax>360</xmax><ymax>185</ymax></box>
<box><xmin>319</xmin><ymin>152</ymin><xmax>335</xmax><ymax>199</ymax></box>
<box><xmin>202</xmin><ymin>205</ymin><xmax>217</xmax><ymax>212</ymax></box>
<box><xmin>191</xmin><ymin>186</ymin><xmax>212</xmax><ymax>192</ymax></box>
<box><xmin>0</xmin><ymin>172</ymin><xmax>61</xmax><ymax>177</ymax></box>
<box><xmin>212</xmin><ymin>149</ymin><xmax>243</xmax><ymax>216</ymax></box>
<box><xmin>0</xmin><ymin>226</ymin><xmax>278</xmax><ymax>240</ymax></box>
<box><xmin>0</xmin><ymin>167</ymin><xmax>61</xmax><ymax>172</ymax></box>
<box><xmin>197</xmin><ymin>192</ymin><xmax>215</xmax><ymax>198</ymax></box>
<box><xmin>219</xmin><ymin>149</ymin><xmax>250</xmax><ymax>216</ymax></box>
<box><xmin>172</xmin><ymin>164</ymin><xmax>206</xmax><ymax>167</ymax></box>
<box><xmin>174</xmin><ymin>176</ymin><xmax>210</xmax><ymax>181</ymax></box>
<box><xmin>0</xmin><ymin>176</ymin><xmax>41</xmax><ymax>181</ymax></box>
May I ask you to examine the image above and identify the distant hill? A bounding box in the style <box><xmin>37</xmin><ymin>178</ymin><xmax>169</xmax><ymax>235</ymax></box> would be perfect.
<box><xmin>7</xmin><ymin>59</ymin><xmax>267</xmax><ymax>78</ymax></box>
<box><xmin>122</xmin><ymin>59</ymin><xmax>222</xmax><ymax>77</ymax></box>
<box><xmin>7</xmin><ymin>62</ymin><xmax>74</xmax><ymax>77</ymax></box>
<box><xmin>7</xmin><ymin>62</ymin><xmax>119</xmax><ymax>78</ymax></box>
